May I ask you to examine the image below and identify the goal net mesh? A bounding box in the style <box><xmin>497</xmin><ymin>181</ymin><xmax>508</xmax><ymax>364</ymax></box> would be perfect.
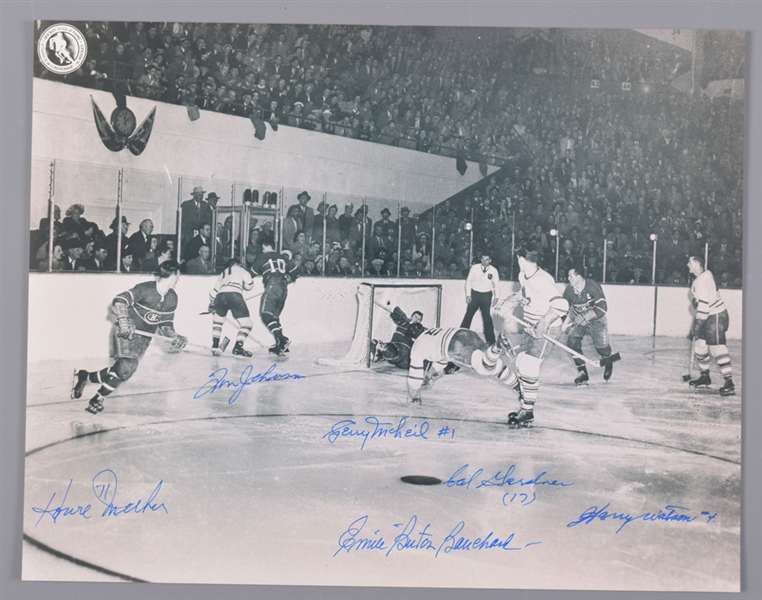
<box><xmin>317</xmin><ymin>283</ymin><xmax>441</xmax><ymax>368</ymax></box>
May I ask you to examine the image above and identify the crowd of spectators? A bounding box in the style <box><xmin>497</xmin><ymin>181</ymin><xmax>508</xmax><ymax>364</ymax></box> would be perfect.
<box><xmin>32</xmin><ymin>22</ymin><xmax>744</xmax><ymax>286</ymax></box>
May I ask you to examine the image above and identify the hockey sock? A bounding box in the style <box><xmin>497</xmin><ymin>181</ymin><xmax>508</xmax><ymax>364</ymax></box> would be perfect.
<box><xmin>236</xmin><ymin>324</ymin><xmax>252</xmax><ymax>344</ymax></box>
<box><xmin>573</xmin><ymin>358</ymin><xmax>587</xmax><ymax>373</ymax></box>
<box><xmin>515</xmin><ymin>353</ymin><xmax>540</xmax><ymax>410</ymax></box>
<box><xmin>89</xmin><ymin>368</ymin><xmax>109</xmax><ymax>384</ymax></box>
<box><xmin>497</xmin><ymin>364</ymin><xmax>519</xmax><ymax>389</ymax></box>
<box><xmin>481</xmin><ymin>345</ymin><xmax>502</xmax><ymax>374</ymax></box>
<box><xmin>709</xmin><ymin>345</ymin><xmax>733</xmax><ymax>379</ymax></box>
<box><xmin>693</xmin><ymin>339</ymin><xmax>711</xmax><ymax>371</ymax></box>
<box><xmin>212</xmin><ymin>313</ymin><xmax>225</xmax><ymax>337</ymax></box>
<box><xmin>96</xmin><ymin>369</ymin><xmax>121</xmax><ymax>398</ymax></box>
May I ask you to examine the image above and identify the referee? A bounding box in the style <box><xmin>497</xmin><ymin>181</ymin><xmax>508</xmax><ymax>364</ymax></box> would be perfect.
<box><xmin>460</xmin><ymin>252</ymin><xmax>499</xmax><ymax>344</ymax></box>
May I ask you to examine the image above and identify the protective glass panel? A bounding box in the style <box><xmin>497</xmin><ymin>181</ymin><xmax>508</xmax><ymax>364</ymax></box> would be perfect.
<box><xmin>53</xmin><ymin>160</ymin><xmax>120</xmax><ymax>273</ymax></box>
<box><xmin>122</xmin><ymin>167</ymin><xmax>179</xmax><ymax>273</ymax></box>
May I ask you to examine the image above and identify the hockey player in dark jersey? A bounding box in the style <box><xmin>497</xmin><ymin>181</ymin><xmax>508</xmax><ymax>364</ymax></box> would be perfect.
<box><xmin>72</xmin><ymin>261</ymin><xmax>187</xmax><ymax>414</ymax></box>
<box><xmin>208</xmin><ymin>258</ymin><xmax>257</xmax><ymax>357</ymax></box>
<box><xmin>370</xmin><ymin>307</ymin><xmax>426</xmax><ymax>369</ymax></box>
<box><xmin>561</xmin><ymin>267</ymin><xmax>615</xmax><ymax>385</ymax></box>
<box><xmin>249</xmin><ymin>238</ymin><xmax>298</xmax><ymax>356</ymax></box>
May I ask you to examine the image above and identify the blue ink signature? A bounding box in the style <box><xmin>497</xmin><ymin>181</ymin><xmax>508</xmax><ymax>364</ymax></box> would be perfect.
<box><xmin>334</xmin><ymin>515</ymin><xmax>541</xmax><ymax>558</ymax></box>
<box><xmin>31</xmin><ymin>479</ymin><xmax>92</xmax><ymax>526</ymax></box>
<box><xmin>567</xmin><ymin>503</ymin><xmax>717</xmax><ymax>534</ymax></box>
<box><xmin>323</xmin><ymin>417</ymin><xmax>430</xmax><ymax>450</ymax></box>
<box><xmin>194</xmin><ymin>364</ymin><xmax>306</xmax><ymax>404</ymax></box>
<box><xmin>444</xmin><ymin>464</ymin><xmax>573</xmax><ymax>508</ymax></box>
<box><xmin>31</xmin><ymin>470</ymin><xmax>168</xmax><ymax>525</ymax></box>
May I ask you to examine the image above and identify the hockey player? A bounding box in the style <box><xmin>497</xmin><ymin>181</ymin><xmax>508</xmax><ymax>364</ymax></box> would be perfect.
<box><xmin>562</xmin><ymin>267</ymin><xmax>614</xmax><ymax>385</ymax></box>
<box><xmin>495</xmin><ymin>248</ymin><xmax>569</xmax><ymax>426</ymax></box>
<box><xmin>370</xmin><ymin>307</ymin><xmax>426</xmax><ymax>369</ymax></box>
<box><xmin>687</xmin><ymin>255</ymin><xmax>735</xmax><ymax>395</ymax></box>
<box><xmin>208</xmin><ymin>258</ymin><xmax>257</xmax><ymax>357</ymax></box>
<box><xmin>72</xmin><ymin>261</ymin><xmax>187</xmax><ymax>414</ymax></box>
<box><xmin>407</xmin><ymin>327</ymin><xmax>518</xmax><ymax>412</ymax></box>
<box><xmin>249</xmin><ymin>238</ymin><xmax>299</xmax><ymax>356</ymax></box>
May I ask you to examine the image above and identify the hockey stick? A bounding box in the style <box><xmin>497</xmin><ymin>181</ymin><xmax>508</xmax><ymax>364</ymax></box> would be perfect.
<box><xmin>199</xmin><ymin>292</ymin><xmax>264</xmax><ymax>315</ymax></box>
<box><xmin>132</xmin><ymin>330</ymin><xmax>210</xmax><ymax>352</ymax></box>
<box><xmin>508</xmin><ymin>314</ymin><xmax>621</xmax><ymax>368</ymax></box>
<box><xmin>682</xmin><ymin>342</ymin><xmax>696</xmax><ymax>382</ymax></box>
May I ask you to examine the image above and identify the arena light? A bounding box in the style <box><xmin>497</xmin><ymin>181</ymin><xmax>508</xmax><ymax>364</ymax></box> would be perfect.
<box><xmin>649</xmin><ymin>233</ymin><xmax>658</xmax><ymax>241</ymax></box>
<box><xmin>550</xmin><ymin>228</ymin><xmax>558</xmax><ymax>237</ymax></box>
<box><xmin>464</xmin><ymin>223</ymin><xmax>473</xmax><ymax>231</ymax></box>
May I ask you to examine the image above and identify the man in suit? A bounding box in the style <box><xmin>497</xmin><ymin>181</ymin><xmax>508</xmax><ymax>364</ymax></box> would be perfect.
<box><xmin>128</xmin><ymin>219</ymin><xmax>154</xmax><ymax>266</ymax></box>
<box><xmin>180</xmin><ymin>186</ymin><xmax>214</xmax><ymax>259</ymax></box>
<box><xmin>289</xmin><ymin>191</ymin><xmax>314</xmax><ymax>243</ymax></box>
<box><xmin>185</xmin><ymin>223</ymin><xmax>213</xmax><ymax>262</ymax></box>
<box><xmin>186</xmin><ymin>244</ymin><xmax>215</xmax><ymax>274</ymax></box>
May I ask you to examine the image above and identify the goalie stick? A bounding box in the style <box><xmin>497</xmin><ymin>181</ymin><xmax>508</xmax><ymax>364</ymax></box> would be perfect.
<box><xmin>507</xmin><ymin>314</ymin><xmax>621</xmax><ymax>368</ymax></box>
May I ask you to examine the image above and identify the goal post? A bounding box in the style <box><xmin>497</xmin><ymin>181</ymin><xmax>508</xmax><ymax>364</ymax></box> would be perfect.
<box><xmin>316</xmin><ymin>283</ymin><xmax>442</xmax><ymax>368</ymax></box>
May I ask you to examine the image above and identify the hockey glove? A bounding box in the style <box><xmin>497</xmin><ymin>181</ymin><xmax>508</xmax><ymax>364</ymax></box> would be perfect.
<box><xmin>113</xmin><ymin>302</ymin><xmax>135</xmax><ymax>339</ymax></box>
<box><xmin>167</xmin><ymin>334</ymin><xmax>188</xmax><ymax>353</ymax></box>
<box><xmin>207</xmin><ymin>299</ymin><xmax>216</xmax><ymax>314</ymax></box>
<box><xmin>391</xmin><ymin>306</ymin><xmax>409</xmax><ymax>326</ymax></box>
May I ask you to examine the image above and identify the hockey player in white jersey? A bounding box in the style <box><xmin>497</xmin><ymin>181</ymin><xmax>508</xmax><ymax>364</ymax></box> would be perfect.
<box><xmin>495</xmin><ymin>248</ymin><xmax>569</xmax><ymax>426</ymax></box>
<box><xmin>687</xmin><ymin>255</ymin><xmax>735</xmax><ymax>395</ymax></box>
<box><xmin>207</xmin><ymin>258</ymin><xmax>257</xmax><ymax>357</ymax></box>
<box><xmin>407</xmin><ymin>327</ymin><xmax>519</xmax><ymax>410</ymax></box>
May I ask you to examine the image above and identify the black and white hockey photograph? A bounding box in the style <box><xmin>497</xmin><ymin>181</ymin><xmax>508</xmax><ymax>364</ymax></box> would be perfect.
<box><xmin>20</xmin><ymin>16</ymin><xmax>744</xmax><ymax>592</ymax></box>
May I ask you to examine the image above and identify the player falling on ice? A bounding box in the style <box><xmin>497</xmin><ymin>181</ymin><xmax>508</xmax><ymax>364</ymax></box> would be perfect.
<box><xmin>72</xmin><ymin>261</ymin><xmax>187</xmax><ymax>414</ymax></box>
<box><xmin>370</xmin><ymin>307</ymin><xmax>426</xmax><ymax>369</ymax></box>
<box><xmin>208</xmin><ymin>258</ymin><xmax>257</xmax><ymax>357</ymax></box>
<box><xmin>494</xmin><ymin>248</ymin><xmax>569</xmax><ymax>426</ymax></box>
<box><xmin>406</xmin><ymin>327</ymin><xmax>521</xmax><ymax>417</ymax></box>
<box><xmin>249</xmin><ymin>238</ymin><xmax>299</xmax><ymax>357</ymax></box>
<box><xmin>561</xmin><ymin>267</ymin><xmax>615</xmax><ymax>385</ymax></box>
<box><xmin>687</xmin><ymin>255</ymin><xmax>735</xmax><ymax>396</ymax></box>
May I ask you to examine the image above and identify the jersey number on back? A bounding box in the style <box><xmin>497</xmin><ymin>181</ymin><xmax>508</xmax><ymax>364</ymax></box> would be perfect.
<box><xmin>266</xmin><ymin>258</ymin><xmax>287</xmax><ymax>274</ymax></box>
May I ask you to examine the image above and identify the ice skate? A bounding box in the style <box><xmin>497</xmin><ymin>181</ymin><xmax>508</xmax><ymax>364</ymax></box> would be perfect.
<box><xmin>233</xmin><ymin>341</ymin><xmax>253</xmax><ymax>358</ymax></box>
<box><xmin>720</xmin><ymin>377</ymin><xmax>735</xmax><ymax>396</ymax></box>
<box><xmin>85</xmin><ymin>395</ymin><xmax>104</xmax><ymax>415</ymax></box>
<box><xmin>574</xmin><ymin>369</ymin><xmax>589</xmax><ymax>386</ymax></box>
<box><xmin>689</xmin><ymin>371</ymin><xmax>711</xmax><ymax>388</ymax></box>
<box><xmin>603</xmin><ymin>361</ymin><xmax>613</xmax><ymax>381</ymax></box>
<box><xmin>508</xmin><ymin>408</ymin><xmax>534</xmax><ymax>428</ymax></box>
<box><xmin>71</xmin><ymin>369</ymin><xmax>89</xmax><ymax>399</ymax></box>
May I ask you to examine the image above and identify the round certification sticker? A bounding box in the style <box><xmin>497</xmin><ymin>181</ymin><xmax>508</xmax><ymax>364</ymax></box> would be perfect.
<box><xmin>37</xmin><ymin>23</ymin><xmax>87</xmax><ymax>74</ymax></box>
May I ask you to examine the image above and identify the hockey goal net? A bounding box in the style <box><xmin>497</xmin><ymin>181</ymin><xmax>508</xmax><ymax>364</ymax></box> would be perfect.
<box><xmin>317</xmin><ymin>283</ymin><xmax>442</xmax><ymax>368</ymax></box>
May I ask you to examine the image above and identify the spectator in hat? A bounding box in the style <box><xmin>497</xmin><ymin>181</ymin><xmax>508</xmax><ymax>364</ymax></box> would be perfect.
<box><xmin>62</xmin><ymin>238</ymin><xmax>87</xmax><ymax>271</ymax></box>
<box><xmin>82</xmin><ymin>241</ymin><xmax>109</xmax><ymax>271</ymax></box>
<box><xmin>370</xmin><ymin>258</ymin><xmax>385</xmax><ymax>277</ymax></box>
<box><xmin>289</xmin><ymin>191</ymin><xmax>314</xmax><ymax>242</ymax></box>
<box><xmin>397</xmin><ymin>206</ymin><xmax>417</xmax><ymax>252</ymax></box>
<box><xmin>120</xmin><ymin>248</ymin><xmax>135</xmax><ymax>273</ymax></box>
<box><xmin>62</xmin><ymin>203</ymin><xmax>89</xmax><ymax>239</ymax></box>
<box><xmin>374</xmin><ymin>207</ymin><xmax>396</xmax><ymax>240</ymax></box>
<box><xmin>180</xmin><ymin>186</ymin><xmax>213</xmax><ymax>258</ymax></box>
<box><xmin>104</xmin><ymin>215</ymin><xmax>131</xmax><ymax>271</ymax></box>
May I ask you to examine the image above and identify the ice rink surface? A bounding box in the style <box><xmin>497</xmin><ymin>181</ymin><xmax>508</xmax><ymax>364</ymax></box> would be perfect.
<box><xmin>21</xmin><ymin>335</ymin><xmax>742</xmax><ymax>591</ymax></box>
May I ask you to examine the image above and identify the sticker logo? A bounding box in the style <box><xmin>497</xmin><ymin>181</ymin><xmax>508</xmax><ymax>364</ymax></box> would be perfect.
<box><xmin>37</xmin><ymin>23</ymin><xmax>87</xmax><ymax>74</ymax></box>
